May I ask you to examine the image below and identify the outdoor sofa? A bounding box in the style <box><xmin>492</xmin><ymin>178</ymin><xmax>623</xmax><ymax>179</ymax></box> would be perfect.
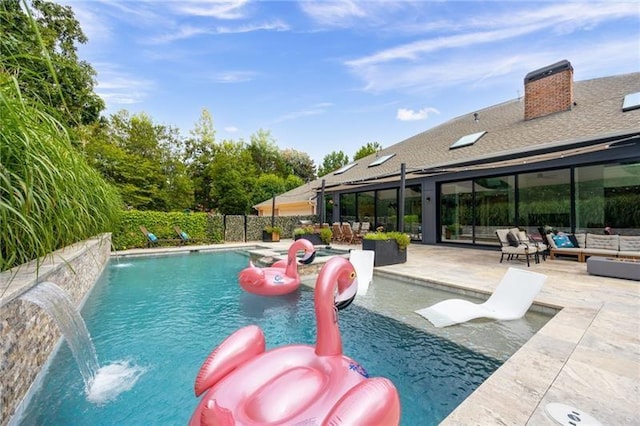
<box><xmin>546</xmin><ymin>233</ymin><xmax>640</xmax><ymax>262</ymax></box>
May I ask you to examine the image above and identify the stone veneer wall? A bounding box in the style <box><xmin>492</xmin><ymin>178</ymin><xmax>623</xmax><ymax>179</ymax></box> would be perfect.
<box><xmin>0</xmin><ymin>234</ymin><xmax>111</xmax><ymax>425</ymax></box>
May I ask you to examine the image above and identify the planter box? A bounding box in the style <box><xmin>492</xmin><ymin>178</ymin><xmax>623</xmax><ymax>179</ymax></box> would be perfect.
<box><xmin>362</xmin><ymin>239</ymin><xmax>407</xmax><ymax>266</ymax></box>
<box><xmin>262</xmin><ymin>231</ymin><xmax>280</xmax><ymax>242</ymax></box>
<box><xmin>295</xmin><ymin>233</ymin><xmax>323</xmax><ymax>245</ymax></box>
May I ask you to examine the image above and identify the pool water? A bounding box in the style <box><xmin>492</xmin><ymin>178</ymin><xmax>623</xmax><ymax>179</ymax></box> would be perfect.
<box><xmin>16</xmin><ymin>250</ymin><xmax>502</xmax><ymax>425</ymax></box>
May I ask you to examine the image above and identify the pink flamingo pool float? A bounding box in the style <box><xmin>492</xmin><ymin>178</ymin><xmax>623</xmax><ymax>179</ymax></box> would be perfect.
<box><xmin>190</xmin><ymin>256</ymin><xmax>401</xmax><ymax>426</ymax></box>
<box><xmin>238</xmin><ymin>238</ymin><xmax>316</xmax><ymax>296</ymax></box>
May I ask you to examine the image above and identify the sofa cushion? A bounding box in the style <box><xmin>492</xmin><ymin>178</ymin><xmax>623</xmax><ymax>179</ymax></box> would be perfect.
<box><xmin>568</xmin><ymin>234</ymin><xmax>580</xmax><ymax>248</ymax></box>
<box><xmin>506</xmin><ymin>232</ymin><xmax>519</xmax><ymax>247</ymax></box>
<box><xmin>586</xmin><ymin>233</ymin><xmax>619</xmax><ymax>250</ymax></box>
<box><xmin>619</xmin><ymin>236</ymin><xmax>640</xmax><ymax>251</ymax></box>
<box><xmin>574</xmin><ymin>233</ymin><xmax>586</xmax><ymax>247</ymax></box>
<box><xmin>552</xmin><ymin>234</ymin><xmax>574</xmax><ymax>248</ymax></box>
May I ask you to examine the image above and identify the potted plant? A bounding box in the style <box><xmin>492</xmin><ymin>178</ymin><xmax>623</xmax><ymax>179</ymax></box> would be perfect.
<box><xmin>263</xmin><ymin>226</ymin><xmax>282</xmax><ymax>242</ymax></box>
<box><xmin>362</xmin><ymin>231</ymin><xmax>410</xmax><ymax>266</ymax></box>
<box><xmin>294</xmin><ymin>225</ymin><xmax>323</xmax><ymax>245</ymax></box>
<box><xmin>319</xmin><ymin>227</ymin><xmax>333</xmax><ymax>245</ymax></box>
<box><xmin>445</xmin><ymin>223</ymin><xmax>462</xmax><ymax>239</ymax></box>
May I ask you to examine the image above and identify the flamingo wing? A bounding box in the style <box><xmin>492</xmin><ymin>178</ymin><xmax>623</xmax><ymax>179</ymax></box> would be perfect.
<box><xmin>194</xmin><ymin>325</ymin><xmax>266</xmax><ymax>396</ymax></box>
<box><xmin>322</xmin><ymin>377</ymin><xmax>401</xmax><ymax>426</ymax></box>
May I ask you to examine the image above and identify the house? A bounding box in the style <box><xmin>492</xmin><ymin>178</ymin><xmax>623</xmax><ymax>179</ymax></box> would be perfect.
<box><xmin>254</xmin><ymin>60</ymin><xmax>640</xmax><ymax>247</ymax></box>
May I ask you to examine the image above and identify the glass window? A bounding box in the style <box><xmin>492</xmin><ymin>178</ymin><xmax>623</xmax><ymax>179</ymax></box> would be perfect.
<box><xmin>339</xmin><ymin>193</ymin><xmax>356</xmax><ymax>224</ymax></box>
<box><xmin>440</xmin><ymin>181</ymin><xmax>473</xmax><ymax>243</ymax></box>
<box><xmin>575</xmin><ymin>162</ymin><xmax>640</xmax><ymax>234</ymax></box>
<box><xmin>518</xmin><ymin>169</ymin><xmax>571</xmax><ymax>234</ymax></box>
<box><xmin>474</xmin><ymin>176</ymin><xmax>515</xmax><ymax>245</ymax></box>
<box><xmin>356</xmin><ymin>191</ymin><xmax>375</xmax><ymax>225</ymax></box>
<box><xmin>404</xmin><ymin>185</ymin><xmax>422</xmax><ymax>240</ymax></box>
<box><xmin>376</xmin><ymin>189</ymin><xmax>398</xmax><ymax>231</ymax></box>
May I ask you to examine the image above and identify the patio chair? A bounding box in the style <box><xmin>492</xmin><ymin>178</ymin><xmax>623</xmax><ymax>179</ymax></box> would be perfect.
<box><xmin>360</xmin><ymin>222</ymin><xmax>371</xmax><ymax>235</ymax></box>
<box><xmin>341</xmin><ymin>222</ymin><xmax>360</xmax><ymax>244</ymax></box>
<box><xmin>332</xmin><ymin>222</ymin><xmax>344</xmax><ymax>243</ymax></box>
<box><xmin>174</xmin><ymin>226</ymin><xmax>191</xmax><ymax>245</ymax></box>
<box><xmin>415</xmin><ymin>267</ymin><xmax>547</xmax><ymax>327</ymax></box>
<box><xmin>495</xmin><ymin>229</ymin><xmax>537</xmax><ymax>267</ymax></box>
<box><xmin>140</xmin><ymin>226</ymin><xmax>169</xmax><ymax>248</ymax></box>
<box><xmin>512</xmin><ymin>228</ymin><xmax>547</xmax><ymax>261</ymax></box>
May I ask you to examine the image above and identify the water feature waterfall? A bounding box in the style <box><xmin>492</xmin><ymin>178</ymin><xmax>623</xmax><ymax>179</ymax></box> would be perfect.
<box><xmin>19</xmin><ymin>281</ymin><xmax>99</xmax><ymax>390</ymax></box>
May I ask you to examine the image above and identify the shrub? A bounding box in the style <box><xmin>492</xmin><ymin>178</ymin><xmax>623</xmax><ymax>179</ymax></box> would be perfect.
<box><xmin>364</xmin><ymin>231</ymin><xmax>411</xmax><ymax>250</ymax></box>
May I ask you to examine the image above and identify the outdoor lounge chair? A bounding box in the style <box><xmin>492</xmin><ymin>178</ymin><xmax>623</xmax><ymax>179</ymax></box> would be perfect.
<box><xmin>332</xmin><ymin>222</ymin><xmax>344</xmax><ymax>243</ymax></box>
<box><xmin>414</xmin><ymin>267</ymin><xmax>547</xmax><ymax>327</ymax></box>
<box><xmin>174</xmin><ymin>226</ymin><xmax>191</xmax><ymax>244</ymax></box>
<box><xmin>495</xmin><ymin>228</ymin><xmax>537</xmax><ymax>267</ymax></box>
<box><xmin>140</xmin><ymin>226</ymin><xmax>178</xmax><ymax>248</ymax></box>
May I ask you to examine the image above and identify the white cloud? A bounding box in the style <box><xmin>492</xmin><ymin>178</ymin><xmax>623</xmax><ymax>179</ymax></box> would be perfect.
<box><xmin>273</xmin><ymin>103</ymin><xmax>334</xmax><ymax>123</ymax></box>
<box><xmin>171</xmin><ymin>0</ymin><xmax>250</xmax><ymax>19</ymax></box>
<box><xmin>93</xmin><ymin>63</ymin><xmax>155</xmax><ymax>106</ymax></box>
<box><xmin>224</xmin><ymin>126</ymin><xmax>239</xmax><ymax>133</ymax></box>
<box><xmin>299</xmin><ymin>0</ymin><xmax>367</xmax><ymax>26</ymax></box>
<box><xmin>211</xmin><ymin>71</ymin><xmax>257</xmax><ymax>83</ymax></box>
<box><xmin>397</xmin><ymin>108</ymin><xmax>439</xmax><ymax>121</ymax></box>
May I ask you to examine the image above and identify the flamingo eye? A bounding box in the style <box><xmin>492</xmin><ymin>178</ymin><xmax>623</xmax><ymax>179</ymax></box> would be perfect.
<box><xmin>349</xmin><ymin>271</ymin><xmax>356</xmax><ymax>279</ymax></box>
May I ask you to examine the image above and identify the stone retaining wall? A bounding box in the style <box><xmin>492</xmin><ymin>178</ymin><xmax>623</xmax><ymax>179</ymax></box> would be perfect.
<box><xmin>0</xmin><ymin>234</ymin><xmax>111</xmax><ymax>425</ymax></box>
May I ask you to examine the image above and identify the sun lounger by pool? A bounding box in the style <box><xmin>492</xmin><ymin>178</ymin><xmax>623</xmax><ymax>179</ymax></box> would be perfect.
<box><xmin>414</xmin><ymin>267</ymin><xmax>547</xmax><ymax>328</ymax></box>
<box><xmin>349</xmin><ymin>249</ymin><xmax>375</xmax><ymax>296</ymax></box>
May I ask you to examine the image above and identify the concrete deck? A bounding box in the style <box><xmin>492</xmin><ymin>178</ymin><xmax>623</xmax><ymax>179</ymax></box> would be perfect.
<box><xmin>116</xmin><ymin>240</ymin><xmax>639</xmax><ymax>425</ymax></box>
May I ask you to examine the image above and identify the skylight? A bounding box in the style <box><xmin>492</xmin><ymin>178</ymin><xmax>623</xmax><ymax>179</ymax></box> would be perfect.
<box><xmin>449</xmin><ymin>131</ymin><xmax>486</xmax><ymax>149</ymax></box>
<box><xmin>622</xmin><ymin>92</ymin><xmax>640</xmax><ymax>112</ymax></box>
<box><xmin>333</xmin><ymin>163</ymin><xmax>357</xmax><ymax>175</ymax></box>
<box><xmin>368</xmin><ymin>153</ymin><xmax>395</xmax><ymax>167</ymax></box>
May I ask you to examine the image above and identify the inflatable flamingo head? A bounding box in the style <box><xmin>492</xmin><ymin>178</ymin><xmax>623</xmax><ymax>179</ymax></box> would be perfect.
<box><xmin>287</xmin><ymin>238</ymin><xmax>316</xmax><ymax>266</ymax></box>
<box><xmin>314</xmin><ymin>257</ymin><xmax>359</xmax><ymax>356</ymax></box>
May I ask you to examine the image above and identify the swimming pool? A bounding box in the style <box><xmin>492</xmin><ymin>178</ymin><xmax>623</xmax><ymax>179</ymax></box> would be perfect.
<box><xmin>16</xmin><ymin>250</ymin><xmax>505</xmax><ymax>425</ymax></box>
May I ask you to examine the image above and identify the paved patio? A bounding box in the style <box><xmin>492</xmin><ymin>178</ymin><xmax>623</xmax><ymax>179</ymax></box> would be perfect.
<box><xmin>118</xmin><ymin>240</ymin><xmax>639</xmax><ymax>425</ymax></box>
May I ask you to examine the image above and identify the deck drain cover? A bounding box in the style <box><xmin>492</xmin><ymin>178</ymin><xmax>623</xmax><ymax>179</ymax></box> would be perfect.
<box><xmin>545</xmin><ymin>403</ymin><xmax>602</xmax><ymax>426</ymax></box>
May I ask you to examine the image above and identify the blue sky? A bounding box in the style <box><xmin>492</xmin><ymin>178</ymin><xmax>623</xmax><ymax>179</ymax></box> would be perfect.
<box><xmin>63</xmin><ymin>1</ymin><xmax>639</xmax><ymax>166</ymax></box>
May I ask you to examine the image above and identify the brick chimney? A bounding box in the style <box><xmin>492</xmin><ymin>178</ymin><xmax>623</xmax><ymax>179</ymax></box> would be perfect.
<box><xmin>524</xmin><ymin>60</ymin><xmax>574</xmax><ymax>120</ymax></box>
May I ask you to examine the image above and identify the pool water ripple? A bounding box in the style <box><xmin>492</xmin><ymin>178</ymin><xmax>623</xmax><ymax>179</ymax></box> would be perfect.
<box><xmin>17</xmin><ymin>251</ymin><xmax>514</xmax><ymax>425</ymax></box>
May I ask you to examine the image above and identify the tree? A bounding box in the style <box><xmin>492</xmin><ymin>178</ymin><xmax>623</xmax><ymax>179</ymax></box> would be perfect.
<box><xmin>354</xmin><ymin>142</ymin><xmax>383</xmax><ymax>160</ymax></box>
<box><xmin>184</xmin><ymin>109</ymin><xmax>217</xmax><ymax>210</ymax></box>
<box><xmin>0</xmin><ymin>0</ymin><xmax>104</xmax><ymax>127</ymax></box>
<box><xmin>209</xmin><ymin>140</ymin><xmax>256</xmax><ymax>214</ymax></box>
<box><xmin>282</xmin><ymin>149</ymin><xmax>316</xmax><ymax>182</ymax></box>
<box><xmin>317</xmin><ymin>151</ymin><xmax>349</xmax><ymax>177</ymax></box>
<box><xmin>247</xmin><ymin>129</ymin><xmax>286</xmax><ymax>176</ymax></box>
<box><xmin>253</xmin><ymin>174</ymin><xmax>287</xmax><ymax>207</ymax></box>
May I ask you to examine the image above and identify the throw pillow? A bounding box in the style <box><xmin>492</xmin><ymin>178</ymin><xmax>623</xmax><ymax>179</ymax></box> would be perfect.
<box><xmin>181</xmin><ymin>231</ymin><xmax>189</xmax><ymax>240</ymax></box>
<box><xmin>148</xmin><ymin>233</ymin><xmax>158</xmax><ymax>242</ymax></box>
<box><xmin>506</xmin><ymin>232</ymin><xmax>519</xmax><ymax>247</ymax></box>
<box><xmin>552</xmin><ymin>234</ymin><xmax>573</xmax><ymax>248</ymax></box>
<box><xmin>568</xmin><ymin>234</ymin><xmax>580</xmax><ymax>248</ymax></box>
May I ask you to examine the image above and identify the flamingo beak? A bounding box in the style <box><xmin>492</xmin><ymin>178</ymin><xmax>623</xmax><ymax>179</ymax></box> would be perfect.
<box><xmin>298</xmin><ymin>250</ymin><xmax>317</xmax><ymax>265</ymax></box>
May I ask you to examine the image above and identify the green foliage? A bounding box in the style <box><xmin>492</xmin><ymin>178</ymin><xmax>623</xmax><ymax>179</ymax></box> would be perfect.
<box><xmin>0</xmin><ymin>75</ymin><xmax>121</xmax><ymax>272</ymax></box>
<box><xmin>112</xmin><ymin>210</ymin><xmax>217</xmax><ymax>250</ymax></box>
<box><xmin>248</xmin><ymin>129</ymin><xmax>286</xmax><ymax>177</ymax></box>
<box><xmin>0</xmin><ymin>0</ymin><xmax>104</xmax><ymax>127</ymax></box>
<box><xmin>209</xmin><ymin>140</ymin><xmax>256</xmax><ymax>214</ymax></box>
<box><xmin>184</xmin><ymin>109</ymin><xmax>217</xmax><ymax>210</ymax></box>
<box><xmin>318</xmin><ymin>150</ymin><xmax>349</xmax><ymax>177</ymax></box>
<box><xmin>319</xmin><ymin>227</ymin><xmax>333</xmax><ymax>244</ymax></box>
<box><xmin>353</xmin><ymin>142</ymin><xmax>382</xmax><ymax>160</ymax></box>
<box><xmin>282</xmin><ymin>149</ymin><xmax>316</xmax><ymax>182</ymax></box>
<box><xmin>294</xmin><ymin>225</ymin><xmax>315</xmax><ymax>235</ymax></box>
<box><xmin>363</xmin><ymin>231</ymin><xmax>411</xmax><ymax>250</ymax></box>
<box><xmin>264</xmin><ymin>225</ymin><xmax>282</xmax><ymax>235</ymax></box>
